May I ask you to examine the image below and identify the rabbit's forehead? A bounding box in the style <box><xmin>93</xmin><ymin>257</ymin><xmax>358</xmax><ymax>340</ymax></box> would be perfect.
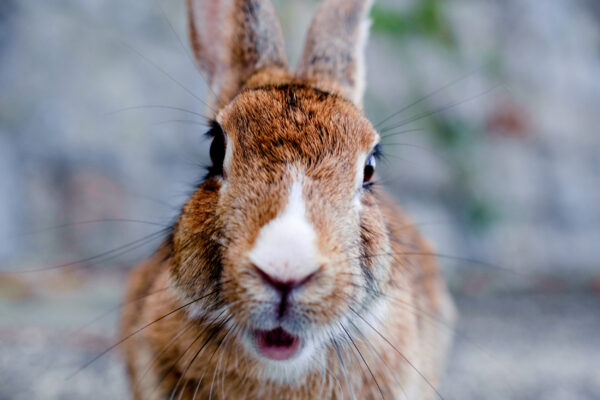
<box><xmin>218</xmin><ymin>85</ymin><xmax>378</xmax><ymax>161</ymax></box>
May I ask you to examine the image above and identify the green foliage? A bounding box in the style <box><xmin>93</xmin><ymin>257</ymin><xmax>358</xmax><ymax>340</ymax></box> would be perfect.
<box><xmin>369</xmin><ymin>1</ymin><xmax>502</xmax><ymax>231</ymax></box>
<box><xmin>428</xmin><ymin>115</ymin><xmax>472</xmax><ymax>149</ymax></box>
<box><xmin>465</xmin><ymin>198</ymin><xmax>498</xmax><ymax>231</ymax></box>
<box><xmin>371</xmin><ymin>0</ymin><xmax>455</xmax><ymax>47</ymax></box>
<box><xmin>370</xmin><ymin>5</ymin><xmax>411</xmax><ymax>36</ymax></box>
<box><xmin>428</xmin><ymin>114</ymin><xmax>499</xmax><ymax>231</ymax></box>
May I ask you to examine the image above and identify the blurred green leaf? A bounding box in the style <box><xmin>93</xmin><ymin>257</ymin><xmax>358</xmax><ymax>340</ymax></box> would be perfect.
<box><xmin>370</xmin><ymin>5</ymin><xmax>412</xmax><ymax>36</ymax></box>
<box><xmin>416</xmin><ymin>0</ymin><xmax>444</xmax><ymax>35</ymax></box>
<box><xmin>465</xmin><ymin>198</ymin><xmax>499</xmax><ymax>230</ymax></box>
<box><xmin>429</xmin><ymin>115</ymin><xmax>473</xmax><ymax>149</ymax></box>
<box><xmin>371</xmin><ymin>0</ymin><xmax>455</xmax><ymax>47</ymax></box>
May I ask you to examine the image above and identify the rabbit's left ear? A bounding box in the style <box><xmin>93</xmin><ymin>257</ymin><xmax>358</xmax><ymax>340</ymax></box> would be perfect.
<box><xmin>187</xmin><ymin>0</ymin><xmax>289</xmax><ymax>110</ymax></box>
<box><xmin>296</xmin><ymin>0</ymin><xmax>373</xmax><ymax>106</ymax></box>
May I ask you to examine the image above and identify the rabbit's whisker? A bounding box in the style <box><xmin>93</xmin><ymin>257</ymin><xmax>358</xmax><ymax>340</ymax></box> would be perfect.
<box><xmin>155</xmin><ymin>2</ymin><xmax>219</xmax><ymax>102</ymax></box>
<box><xmin>345</xmin><ymin>317</ymin><xmax>409</xmax><ymax>400</ymax></box>
<box><xmin>379</xmin><ymin>142</ymin><xmax>455</xmax><ymax>165</ymax></box>
<box><xmin>324</xmin><ymin>364</ymin><xmax>344</xmax><ymax>397</ymax></box>
<box><xmin>190</xmin><ymin>320</ymin><xmax>237</xmax><ymax>400</ymax></box>
<box><xmin>339</xmin><ymin>322</ymin><xmax>386</xmax><ymax>400</ymax></box>
<box><xmin>207</xmin><ymin>329</ymin><xmax>227</xmax><ymax>400</ymax></box>
<box><xmin>350</xmin><ymin>249</ymin><xmax>518</xmax><ymax>275</ymax></box>
<box><xmin>380</xmin><ymin>128</ymin><xmax>425</xmax><ymax>139</ymax></box>
<box><xmin>3</xmin><ymin>228</ymin><xmax>170</xmax><ymax>274</ymax></box>
<box><xmin>164</xmin><ymin>328</ymin><xmax>213</xmax><ymax>400</ymax></box>
<box><xmin>330</xmin><ymin>334</ymin><xmax>358</xmax><ymax>400</ymax></box>
<box><xmin>332</xmin><ymin>285</ymin><xmax>514</xmax><ymax>394</ymax></box>
<box><xmin>6</xmin><ymin>218</ymin><xmax>170</xmax><ymax>238</ymax></box>
<box><xmin>118</xmin><ymin>40</ymin><xmax>215</xmax><ymax>114</ymax></box>
<box><xmin>133</xmin><ymin>319</ymin><xmax>196</xmax><ymax>392</ymax></box>
<box><xmin>324</xmin><ymin>291</ymin><xmax>446</xmax><ymax>399</ymax></box>
<box><xmin>374</xmin><ymin>66</ymin><xmax>483</xmax><ymax>129</ymax></box>
<box><xmin>156</xmin><ymin>310</ymin><xmax>229</xmax><ymax>399</ymax></box>
<box><xmin>379</xmin><ymin>84</ymin><xmax>502</xmax><ymax>134</ymax></box>
<box><xmin>337</xmin><ymin>327</ymin><xmax>370</xmax><ymax>398</ymax></box>
<box><xmin>348</xmin><ymin>306</ymin><xmax>445</xmax><ymax>400</ymax></box>
<box><xmin>168</xmin><ymin>313</ymin><xmax>233</xmax><ymax>399</ymax></box>
<box><xmin>105</xmin><ymin>104</ymin><xmax>209</xmax><ymax>120</ymax></box>
<box><xmin>68</xmin><ymin>289</ymin><xmax>219</xmax><ymax>379</ymax></box>
<box><xmin>357</xmin><ymin>291</ymin><xmax>518</xmax><ymax>396</ymax></box>
<box><xmin>73</xmin><ymin>286</ymin><xmax>170</xmax><ymax>335</ymax></box>
<box><xmin>154</xmin><ymin>119</ymin><xmax>209</xmax><ymax>127</ymax></box>
<box><xmin>74</xmin><ymin>276</ymin><xmax>230</xmax><ymax>338</ymax></box>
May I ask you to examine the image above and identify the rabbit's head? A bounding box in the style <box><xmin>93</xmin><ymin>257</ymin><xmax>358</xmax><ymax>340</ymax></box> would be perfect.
<box><xmin>170</xmin><ymin>0</ymin><xmax>392</xmax><ymax>382</ymax></box>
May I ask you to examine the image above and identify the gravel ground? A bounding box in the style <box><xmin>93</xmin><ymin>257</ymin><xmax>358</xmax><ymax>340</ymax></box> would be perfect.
<box><xmin>443</xmin><ymin>293</ymin><xmax>600</xmax><ymax>400</ymax></box>
<box><xmin>1</xmin><ymin>272</ymin><xmax>598</xmax><ymax>400</ymax></box>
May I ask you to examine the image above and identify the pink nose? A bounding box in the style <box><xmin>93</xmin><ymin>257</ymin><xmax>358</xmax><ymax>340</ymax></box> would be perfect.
<box><xmin>254</xmin><ymin>265</ymin><xmax>318</xmax><ymax>318</ymax></box>
<box><xmin>255</xmin><ymin>265</ymin><xmax>316</xmax><ymax>293</ymax></box>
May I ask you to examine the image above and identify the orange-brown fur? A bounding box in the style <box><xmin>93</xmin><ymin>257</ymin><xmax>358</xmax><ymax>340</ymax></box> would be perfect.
<box><xmin>120</xmin><ymin>1</ymin><xmax>454</xmax><ymax>399</ymax></box>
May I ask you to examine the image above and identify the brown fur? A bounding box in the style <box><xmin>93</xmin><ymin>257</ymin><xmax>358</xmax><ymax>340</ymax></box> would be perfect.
<box><xmin>120</xmin><ymin>1</ymin><xmax>454</xmax><ymax>399</ymax></box>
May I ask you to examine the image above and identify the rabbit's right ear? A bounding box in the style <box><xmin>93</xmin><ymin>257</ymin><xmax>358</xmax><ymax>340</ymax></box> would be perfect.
<box><xmin>187</xmin><ymin>0</ymin><xmax>289</xmax><ymax>110</ymax></box>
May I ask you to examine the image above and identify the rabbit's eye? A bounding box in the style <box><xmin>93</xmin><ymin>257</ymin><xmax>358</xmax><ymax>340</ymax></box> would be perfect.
<box><xmin>363</xmin><ymin>154</ymin><xmax>376</xmax><ymax>186</ymax></box>
<box><xmin>206</xmin><ymin>121</ymin><xmax>226</xmax><ymax>178</ymax></box>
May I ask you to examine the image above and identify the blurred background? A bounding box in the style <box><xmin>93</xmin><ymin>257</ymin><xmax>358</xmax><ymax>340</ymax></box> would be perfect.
<box><xmin>1</xmin><ymin>0</ymin><xmax>599</xmax><ymax>398</ymax></box>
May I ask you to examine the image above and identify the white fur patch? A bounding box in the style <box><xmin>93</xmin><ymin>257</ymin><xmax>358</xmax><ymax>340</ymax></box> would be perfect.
<box><xmin>355</xmin><ymin>153</ymin><xmax>368</xmax><ymax>189</ymax></box>
<box><xmin>248</xmin><ymin>180</ymin><xmax>319</xmax><ymax>283</ymax></box>
<box><xmin>354</xmin><ymin>152</ymin><xmax>368</xmax><ymax>209</ymax></box>
<box><xmin>223</xmin><ymin>133</ymin><xmax>233</xmax><ymax>176</ymax></box>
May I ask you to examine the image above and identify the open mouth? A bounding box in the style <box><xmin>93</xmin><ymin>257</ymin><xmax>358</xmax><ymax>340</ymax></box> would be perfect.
<box><xmin>255</xmin><ymin>327</ymin><xmax>300</xmax><ymax>361</ymax></box>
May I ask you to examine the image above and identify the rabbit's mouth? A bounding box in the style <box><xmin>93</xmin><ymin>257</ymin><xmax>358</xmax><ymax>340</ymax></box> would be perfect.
<box><xmin>254</xmin><ymin>327</ymin><xmax>301</xmax><ymax>361</ymax></box>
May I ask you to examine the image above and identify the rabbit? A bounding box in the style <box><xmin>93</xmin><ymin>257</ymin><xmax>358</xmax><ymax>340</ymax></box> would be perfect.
<box><xmin>119</xmin><ymin>0</ymin><xmax>455</xmax><ymax>399</ymax></box>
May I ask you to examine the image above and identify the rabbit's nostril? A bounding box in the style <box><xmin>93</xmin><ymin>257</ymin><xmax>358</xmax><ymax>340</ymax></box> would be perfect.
<box><xmin>254</xmin><ymin>265</ymin><xmax>316</xmax><ymax>293</ymax></box>
<box><xmin>254</xmin><ymin>265</ymin><xmax>317</xmax><ymax>317</ymax></box>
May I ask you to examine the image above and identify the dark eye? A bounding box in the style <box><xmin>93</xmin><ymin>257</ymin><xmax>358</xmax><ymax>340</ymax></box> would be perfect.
<box><xmin>206</xmin><ymin>120</ymin><xmax>226</xmax><ymax>178</ymax></box>
<box><xmin>363</xmin><ymin>154</ymin><xmax>376</xmax><ymax>186</ymax></box>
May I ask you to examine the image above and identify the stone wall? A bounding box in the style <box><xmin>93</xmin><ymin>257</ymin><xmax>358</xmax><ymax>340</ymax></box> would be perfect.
<box><xmin>1</xmin><ymin>0</ymin><xmax>599</xmax><ymax>293</ymax></box>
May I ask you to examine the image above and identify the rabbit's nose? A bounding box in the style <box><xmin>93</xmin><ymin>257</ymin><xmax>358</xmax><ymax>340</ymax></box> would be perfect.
<box><xmin>247</xmin><ymin>181</ymin><xmax>321</xmax><ymax>286</ymax></box>
<box><xmin>255</xmin><ymin>265</ymin><xmax>317</xmax><ymax>293</ymax></box>
<box><xmin>254</xmin><ymin>265</ymin><xmax>318</xmax><ymax>318</ymax></box>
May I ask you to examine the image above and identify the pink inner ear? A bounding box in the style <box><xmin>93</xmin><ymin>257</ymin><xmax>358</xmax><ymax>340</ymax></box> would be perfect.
<box><xmin>191</xmin><ymin>0</ymin><xmax>225</xmax><ymax>77</ymax></box>
<box><xmin>205</xmin><ymin>0</ymin><xmax>221</xmax><ymax>42</ymax></box>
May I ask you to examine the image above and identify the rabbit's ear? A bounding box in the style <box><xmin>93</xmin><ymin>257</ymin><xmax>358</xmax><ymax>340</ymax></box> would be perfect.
<box><xmin>187</xmin><ymin>0</ymin><xmax>289</xmax><ymax>109</ymax></box>
<box><xmin>296</xmin><ymin>0</ymin><xmax>373</xmax><ymax>106</ymax></box>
